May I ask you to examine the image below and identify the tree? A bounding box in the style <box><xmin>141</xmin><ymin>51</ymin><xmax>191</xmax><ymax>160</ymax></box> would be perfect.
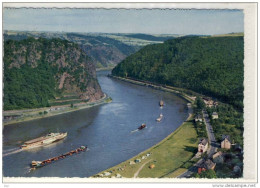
<box><xmin>196</xmin><ymin>96</ymin><xmax>205</xmax><ymax>111</ymax></box>
<box><xmin>195</xmin><ymin>169</ymin><xmax>217</xmax><ymax>178</ymax></box>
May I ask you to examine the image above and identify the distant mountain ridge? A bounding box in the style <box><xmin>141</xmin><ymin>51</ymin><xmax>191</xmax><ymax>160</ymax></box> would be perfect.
<box><xmin>4</xmin><ymin>31</ymin><xmax>179</xmax><ymax>69</ymax></box>
<box><xmin>4</xmin><ymin>37</ymin><xmax>104</xmax><ymax>110</ymax></box>
<box><xmin>124</xmin><ymin>33</ymin><xmax>175</xmax><ymax>41</ymax></box>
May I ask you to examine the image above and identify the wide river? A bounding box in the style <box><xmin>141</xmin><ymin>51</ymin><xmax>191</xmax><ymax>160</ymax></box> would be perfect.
<box><xmin>3</xmin><ymin>70</ymin><xmax>189</xmax><ymax>177</ymax></box>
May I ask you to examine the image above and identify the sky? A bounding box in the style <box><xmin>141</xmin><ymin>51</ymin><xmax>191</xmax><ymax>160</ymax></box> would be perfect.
<box><xmin>3</xmin><ymin>8</ymin><xmax>244</xmax><ymax>35</ymax></box>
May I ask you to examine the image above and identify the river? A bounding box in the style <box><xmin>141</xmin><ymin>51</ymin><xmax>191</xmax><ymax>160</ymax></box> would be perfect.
<box><xmin>3</xmin><ymin>70</ymin><xmax>189</xmax><ymax>177</ymax></box>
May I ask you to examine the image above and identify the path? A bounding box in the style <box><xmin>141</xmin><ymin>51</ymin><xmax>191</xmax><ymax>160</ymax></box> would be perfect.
<box><xmin>133</xmin><ymin>159</ymin><xmax>152</xmax><ymax>178</ymax></box>
<box><xmin>178</xmin><ymin>110</ymin><xmax>218</xmax><ymax>178</ymax></box>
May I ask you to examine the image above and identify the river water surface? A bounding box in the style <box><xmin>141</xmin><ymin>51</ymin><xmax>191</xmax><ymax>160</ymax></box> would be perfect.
<box><xmin>3</xmin><ymin>70</ymin><xmax>188</xmax><ymax>177</ymax></box>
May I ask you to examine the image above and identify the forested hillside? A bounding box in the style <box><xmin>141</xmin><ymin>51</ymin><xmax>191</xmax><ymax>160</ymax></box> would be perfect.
<box><xmin>112</xmin><ymin>36</ymin><xmax>244</xmax><ymax>109</ymax></box>
<box><xmin>4</xmin><ymin>37</ymin><xmax>104</xmax><ymax>110</ymax></box>
<box><xmin>124</xmin><ymin>33</ymin><xmax>175</xmax><ymax>41</ymax></box>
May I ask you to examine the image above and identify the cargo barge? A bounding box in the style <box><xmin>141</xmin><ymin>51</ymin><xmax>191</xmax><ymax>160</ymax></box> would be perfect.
<box><xmin>156</xmin><ymin>113</ymin><xmax>163</xmax><ymax>122</ymax></box>
<box><xmin>159</xmin><ymin>100</ymin><xmax>164</xmax><ymax>107</ymax></box>
<box><xmin>21</xmin><ymin>132</ymin><xmax>67</xmax><ymax>150</ymax></box>
<box><xmin>31</xmin><ymin>145</ymin><xmax>87</xmax><ymax>169</ymax></box>
<box><xmin>138</xmin><ymin>123</ymin><xmax>146</xmax><ymax>130</ymax></box>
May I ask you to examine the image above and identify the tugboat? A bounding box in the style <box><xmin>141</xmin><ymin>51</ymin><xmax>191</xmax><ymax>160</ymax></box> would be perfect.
<box><xmin>156</xmin><ymin>113</ymin><xmax>163</xmax><ymax>122</ymax></box>
<box><xmin>21</xmin><ymin>132</ymin><xmax>67</xmax><ymax>150</ymax></box>
<box><xmin>159</xmin><ymin>100</ymin><xmax>164</xmax><ymax>107</ymax></box>
<box><xmin>138</xmin><ymin>123</ymin><xmax>146</xmax><ymax>130</ymax></box>
<box><xmin>30</xmin><ymin>145</ymin><xmax>87</xmax><ymax>169</ymax></box>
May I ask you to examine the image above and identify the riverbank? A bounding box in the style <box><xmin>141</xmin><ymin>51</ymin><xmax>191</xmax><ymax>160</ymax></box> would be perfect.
<box><xmin>108</xmin><ymin>75</ymin><xmax>197</xmax><ymax>103</ymax></box>
<box><xmin>92</xmin><ymin>113</ymin><xmax>199</xmax><ymax>178</ymax></box>
<box><xmin>3</xmin><ymin>93</ymin><xmax>112</xmax><ymax>126</ymax></box>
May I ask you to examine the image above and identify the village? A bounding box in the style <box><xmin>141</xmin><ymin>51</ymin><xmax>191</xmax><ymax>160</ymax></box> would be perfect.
<box><xmin>189</xmin><ymin>96</ymin><xmax>244</xmax><ymax>178</ymax></box>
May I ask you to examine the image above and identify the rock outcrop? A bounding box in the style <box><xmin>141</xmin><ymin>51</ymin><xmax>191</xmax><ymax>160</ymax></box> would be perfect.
<box><xmin>4</xmin><ymin>37</ymin><xmax>104</xmax><ymax>110</ymax></box>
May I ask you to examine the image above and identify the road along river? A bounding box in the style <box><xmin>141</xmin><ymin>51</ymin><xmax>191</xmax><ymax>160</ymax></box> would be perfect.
<box><xmin>3</xmin><ymin>70</ymin><xmax>189</xmax><ymax>178</ymax></box>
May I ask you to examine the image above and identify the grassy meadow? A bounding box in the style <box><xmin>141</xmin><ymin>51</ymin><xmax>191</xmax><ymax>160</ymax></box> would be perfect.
<box><xmin>93</xmin><ymin>116</ymin><xmax>199</xmax><ymax>178</ymax></box>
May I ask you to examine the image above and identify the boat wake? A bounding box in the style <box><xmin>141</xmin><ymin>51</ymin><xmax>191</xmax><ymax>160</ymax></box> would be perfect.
<box><xmin>130</xmin><ymin>129</ymin><xmax>139</xmax><ymax>134</ymax></box>
<box><xmin>130</xmin><ymin>127</ymin><xmax>147</xmax><ymax>134</ymax></box>
<box><xmin>3</xmin><ymin>147</ymin><xmax>22</xmax><ymax>157</ymax></box>
<box><xmin>26</xmin><ymin>166</ymin><xmax>33</xmax><ymax>174</ymax></box>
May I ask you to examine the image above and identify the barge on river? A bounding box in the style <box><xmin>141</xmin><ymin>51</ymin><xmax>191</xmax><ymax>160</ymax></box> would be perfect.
<box><xmin>159</xmin><ymin>100</ymin><xmax>164</xmax><ymax>107</ymax></box>
<box><xmin>156</xmin><ymin>113</ymin><xmax>163</xmax><ymax>122</ymax></box>
<box><xmin>21</xmin><ymin>132</ymin><xmax>67</xmax><ymax>150</ymax></box>
<box><xmin>138</xmin><ymin>123</ymin><xmax>146</xmax><ymax>130</ymax></box>
<box><xmin>31</xmin><ymin>145</ymin><xmax>87</xmax><ymax>169</ymax></box>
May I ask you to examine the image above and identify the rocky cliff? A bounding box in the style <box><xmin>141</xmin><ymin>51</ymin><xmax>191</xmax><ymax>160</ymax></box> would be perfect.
<box><xmin>4</xmin><ymin>37</ymin><xmax>104</xmax><ymax>110</ymax></box>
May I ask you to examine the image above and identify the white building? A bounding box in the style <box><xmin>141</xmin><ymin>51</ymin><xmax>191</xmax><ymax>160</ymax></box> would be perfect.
<box><xmin>198</xmin><ymin>138</ymin><xmax>208</xmax><ymax>153</ymax></box>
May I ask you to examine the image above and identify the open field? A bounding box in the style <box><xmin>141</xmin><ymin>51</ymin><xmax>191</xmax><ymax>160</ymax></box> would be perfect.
<box><xmin>201</xmin><ymin>32</ymin><xmax>244</xmax><ymax>38</ymax></box>
<box><xmin>92</xmin><ymin>115</ymin><xmax>199</xmax><ymax>178</ymax></box>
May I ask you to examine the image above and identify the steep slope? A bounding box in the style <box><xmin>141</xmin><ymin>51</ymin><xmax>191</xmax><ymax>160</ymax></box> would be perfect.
<box><xmin>4</xmin><ymin>31</ymin><xmax>139</xmax><ymax>69</ymax></box>
<box><xmin>65</xmin><ymin>33</ymin><xmax>138</xmax><ymax>68</ymax></box>
<box><xmin>4</xmin><ymin>37</ymin><xmax>104</xmax><ymax>110</ymax></box>
<box><xmin>112</xmin><ymin>36</ymin><xmax>244</xmax><ymax>109</ymax></box>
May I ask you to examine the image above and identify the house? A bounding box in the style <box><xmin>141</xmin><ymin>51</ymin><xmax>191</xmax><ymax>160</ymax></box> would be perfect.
<box><xmin>197</xmin><ymin>159</ymin><xmax>216</xmax><ymax>174</ymax></box>
<box><xmin>198</xmin><ymin>138</ymin><xmax>208</xmax><ymax>153</ymax></box>
<box><xmin>190</xmin><ymin>96</ymin><xmax>197</xmax><ymax>101</ymax></box>
<box><xmin>195</xmin><ymin>115</ymin><xmax>203</xmax><ymax>122</ymax></box>
<box><xmin>221</xmin><ymin>135</ymin><xmax>231</xmax><ymax>149</ymax></box>
<box><xmin>203</xmin><ymin>97</ymin><xmax>214</xmax><ymax>107</ymax></box>
<box><xmin>212</xmin><ymin>112</ymin><xmax>219</xmax><ymax>119</ymax></box>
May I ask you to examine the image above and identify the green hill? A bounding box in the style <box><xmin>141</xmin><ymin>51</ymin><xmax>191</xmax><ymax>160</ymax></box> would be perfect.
<box><xmin>112</xmin><ymin>36</ymin><xmax>244</xmax><ymax>110</ymax></box>
<box><xmin>124</xmin><ymin>33</ymin><xmax>175</xmax><ymax>41</ymax></box>
<box><xmin>4</xmin><ymin>37</ymin><xmax>104</xmax><ymax>110</ymax></box>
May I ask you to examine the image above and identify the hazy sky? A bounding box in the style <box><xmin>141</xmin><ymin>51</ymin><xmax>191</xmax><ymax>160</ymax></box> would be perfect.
<box><xmin>3</xmin><ymin>8</ymin><xmax>244</xmax><ymax>35</ymax></box>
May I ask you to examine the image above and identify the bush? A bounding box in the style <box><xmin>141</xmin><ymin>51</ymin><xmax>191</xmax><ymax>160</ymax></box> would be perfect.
<box><xmin>194</xmin><ymin>169</ymin><xmax>217</xmax><ymax>178</ymax></box>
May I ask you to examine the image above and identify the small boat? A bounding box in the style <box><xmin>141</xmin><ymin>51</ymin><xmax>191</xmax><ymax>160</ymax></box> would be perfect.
<box><xmin>159</xmin><ymin>100</ymin><xmax>164</xmax><ymax>107</ymax></box>
<box><xmin>156</xmin><ymin>113</ymin><xmax>163</xmax><ymax>122</ymax></box>
<box><xmin>138</xmin><ymin>123</ymin><xmax>146</xmax><ymax>130</ymax></box>
<box><xmin>30</xmin><ymin>145</ymin><xmax>87</xmax><ymax>169</ymax></box>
